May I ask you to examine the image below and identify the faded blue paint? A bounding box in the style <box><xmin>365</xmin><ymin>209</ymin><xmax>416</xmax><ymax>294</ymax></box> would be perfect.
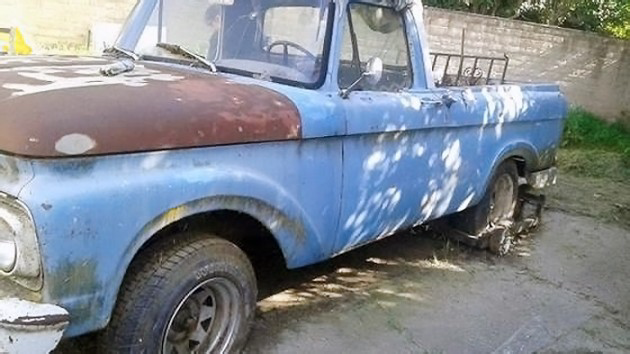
<box><xmin>19</xmin><ymin>140</ymin><xmax>343</xmax><ymax>336</ymax></box>
<box><xmin>333</xmin><ymin>84</ymin><xmax>565</xmax><ymax>253</ymax></box>
<box><xmin>0</xmin><ymin>0</ymin><xmax>567</xmax><ymax>339</ymax></box>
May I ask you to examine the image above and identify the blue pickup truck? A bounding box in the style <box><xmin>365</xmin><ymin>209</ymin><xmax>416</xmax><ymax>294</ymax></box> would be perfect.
<box><xmin>0</xmin><ymin>0</ymin><xmax>566</xmax><ymax>352</ymax></box>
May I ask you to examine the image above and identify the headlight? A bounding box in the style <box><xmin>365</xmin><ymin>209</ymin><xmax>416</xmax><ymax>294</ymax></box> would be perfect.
<box><xmin>0</xmin><ymin>193</ymin><xmax>41</xmax><ymax>290</ymax></box>
<box><xmin>0</xmin><ymin>208</ymin><xmax>20</xmax><ymax>273</ymax></box>
<box><xmin>0</xmin><ymin>234</ymin><xmax>17</xmax><ymax>272</ymax></box>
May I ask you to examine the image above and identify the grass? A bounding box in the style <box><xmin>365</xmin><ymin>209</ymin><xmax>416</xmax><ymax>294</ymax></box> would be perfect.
<box><xmin>557</xmin><ymin>149</ymin><xmax>630</xmax><ymax>181</ymax></box>
<box><xmin>562</xmin><ymin>108</ymin><xmax>630</xmax><ymax>156</ymax></box>
<box><xmin>557</xmin><ymin>108</ymin><xmax>630</xmax><ymax>181</ymax></box>
<box><xmin>547</xmin><ymin>108</ymin><xmax>630</xmax><ymax>229</ymax></box>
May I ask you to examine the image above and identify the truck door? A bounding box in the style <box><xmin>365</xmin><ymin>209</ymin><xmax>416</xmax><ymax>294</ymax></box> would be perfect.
<box><xmin>333</xmin><ymin>2</ymin><xmax>449</xmax><ymax>254</ymax></box>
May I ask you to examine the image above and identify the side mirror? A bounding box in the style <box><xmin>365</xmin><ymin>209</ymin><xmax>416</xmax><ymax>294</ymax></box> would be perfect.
<box><xmin>364</xmin><ymin>57</ymin><xmax>383</xmax><ymax>85</ymax></box>
<box><xmin>340</xmin><ymin>57</ymin><xmax>384</xmax><ymax>99</ymax></box>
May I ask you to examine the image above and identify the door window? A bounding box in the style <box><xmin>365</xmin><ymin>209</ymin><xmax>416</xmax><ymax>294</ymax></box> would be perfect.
<box><xmin>338</xmin><ymin>3</ymin><xmax>412</xmax><ymax>92</ymax></box>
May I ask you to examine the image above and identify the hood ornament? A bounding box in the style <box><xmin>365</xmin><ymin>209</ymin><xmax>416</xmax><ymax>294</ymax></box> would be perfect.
<box><xmin>100</xmin><ymin>59</ymin><xmax>135</xmax><ymax>77</ymax></box>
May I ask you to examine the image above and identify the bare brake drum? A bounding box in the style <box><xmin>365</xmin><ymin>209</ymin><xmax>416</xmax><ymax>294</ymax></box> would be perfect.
<box><xmin>431</xmin><ymin>192</ymin><xmax>546</xmax><ymax>256</ymax></box>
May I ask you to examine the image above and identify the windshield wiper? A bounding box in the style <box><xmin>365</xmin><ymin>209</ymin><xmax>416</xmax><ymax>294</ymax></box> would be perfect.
<box><xmin>156</xmin><ymin>43</ymin><xmax>217</xmax><ymax>73</ymax></box>
<box><xmin>103</xmin><ymin>45</ymin><xmax>139</xmax><ymax>61</ymax></box>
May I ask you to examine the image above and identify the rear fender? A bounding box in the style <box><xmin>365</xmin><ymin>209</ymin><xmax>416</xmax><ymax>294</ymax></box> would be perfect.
<box><xmin>478</xmin><ymin>141</ymin><xmax>539</xmax><ymax>203</ymax></box>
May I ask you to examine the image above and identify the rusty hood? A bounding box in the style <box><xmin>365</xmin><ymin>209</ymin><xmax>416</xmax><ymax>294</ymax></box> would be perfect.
<box><xmin>0</xmin><ymin>56</ymin><xmax>302</xmax><ymax>158</ymax></box>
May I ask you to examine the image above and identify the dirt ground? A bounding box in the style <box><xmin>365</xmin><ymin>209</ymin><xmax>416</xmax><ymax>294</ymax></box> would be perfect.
<box><xmin>244</xmin><ymin>173</ymin><xmax>630</xmax><ymax>353</ymax></box>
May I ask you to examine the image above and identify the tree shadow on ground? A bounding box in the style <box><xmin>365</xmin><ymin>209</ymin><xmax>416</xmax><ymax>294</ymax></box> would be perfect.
<box><xmin>57</xmin><ymin>227</ymin><xmax>503</xmax><ymax>354</ymax></box>
<box><xmin>246</xmin><ymin>226</ymin><xmax>504</xmax><ymax>352</ymax></box>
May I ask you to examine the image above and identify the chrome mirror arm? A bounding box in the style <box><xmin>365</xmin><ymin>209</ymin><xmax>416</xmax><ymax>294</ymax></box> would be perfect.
<box><xmin>340</xmin><ymin>73</ymin><xmax>368</xmax><ymax>99</ymax></box>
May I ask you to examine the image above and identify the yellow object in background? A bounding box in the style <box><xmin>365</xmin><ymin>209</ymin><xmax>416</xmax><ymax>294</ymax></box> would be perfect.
<box><xmin>0</xmin><ymin>27</ymin><xmax>32</xmax><ymax>55</ymax></box>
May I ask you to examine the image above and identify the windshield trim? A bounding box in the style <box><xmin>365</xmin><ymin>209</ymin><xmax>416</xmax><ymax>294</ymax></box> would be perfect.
<box><xmin>115</xmin><ymin>0</ymin><xmax>158</xmax><ymax>50</ymax></box>
<box><xmin>316</xmin><ymin>1</ymin><xmax>335</xmax><ymax>89</ymax></box>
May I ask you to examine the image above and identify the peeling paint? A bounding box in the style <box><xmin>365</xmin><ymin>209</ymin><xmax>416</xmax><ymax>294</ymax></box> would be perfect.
<box><xmin>2</xmin><ymin>64</ymin><xmax>184</xmax><ymax>97</ymax></box>
<box><xmin>0</xmin><ymin>58</ymin><xmax>302</xmax><ymax>158</ymax></box>
<box><xmin>47</xmin><ymin>259</ymin><xmax>102</xmax><ymax>299</ymax></box>
<box><xmin>0</xmin><ymin>298</ymin><xmax>69</xmax><ymax>354</ymax></box>
<box><xmin>0</xmin><ymin>298</ymin><xmax>67</xmax><ymax>324</ymax></box>
<box><xmin>54</xmin><ymin>134</ymin><xmax>97</xmax><ymax>155</ymax></box>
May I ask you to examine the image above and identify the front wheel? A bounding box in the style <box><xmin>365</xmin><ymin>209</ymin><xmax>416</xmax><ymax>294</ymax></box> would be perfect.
<box><xmin>101</xmin><ymin>233</ymin><xmax>257</xmax><ymax>354</ymax></box>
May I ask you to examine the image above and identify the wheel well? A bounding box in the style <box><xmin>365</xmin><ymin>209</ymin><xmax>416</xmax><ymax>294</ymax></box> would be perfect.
<box><xmin>135</xmin><ymin>210</ymin><xmax>288</xmax><ymax>276</ymax></box>
<box><xmin>510</xmin><ymin>156</ymin><xmax>527</xmax><ymax>178</ymax></box>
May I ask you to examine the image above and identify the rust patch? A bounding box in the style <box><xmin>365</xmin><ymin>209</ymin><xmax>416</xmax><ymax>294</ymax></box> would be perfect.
<box><xmin>0</xmin><ymin>58</ymin><xmax>302</xmax><ymax>158</ymax></box>
<box><xmin>47</xmin><ymin>260</ymin><xmax>102</xmax><ymax>299</ymax></box>
<box><xmin>2</xmin><ymin>313</ymin><xmax>69</xmax><ymax>327</ymax></box>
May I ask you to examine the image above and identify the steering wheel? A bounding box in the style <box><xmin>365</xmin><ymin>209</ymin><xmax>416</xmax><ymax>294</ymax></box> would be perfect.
<box><xmin>266</xmin><ymin>40</ymin><xmax>317</xmax><ymax>66</ymax></box>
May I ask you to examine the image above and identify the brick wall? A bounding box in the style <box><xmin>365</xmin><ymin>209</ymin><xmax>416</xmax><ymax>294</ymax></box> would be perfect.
<box><xmin>1</xmin><ymin>1</ymin><xmax>628</xmax><ymax>120</ymax></box>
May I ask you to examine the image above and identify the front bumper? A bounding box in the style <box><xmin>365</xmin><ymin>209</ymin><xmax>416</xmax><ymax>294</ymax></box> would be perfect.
<box><xmin>526</xmin><ymin>167</ymin><xmax>558</xmax><ymax>189</ymax></box>
<box><xmin>0</xmin><ymin>298</ymin><xmax>69</xmax><ymax>354</ymax></box>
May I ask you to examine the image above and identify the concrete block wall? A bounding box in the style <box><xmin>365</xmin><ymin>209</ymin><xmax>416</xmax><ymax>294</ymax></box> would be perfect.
<box><xmin>425</xmin><ymin>8</ymin><xmax>630</xmax><ymax>121</ymax></box>
<box><xmin>1</xmin><ymin>1</ymin><xmax>628</xmax><ymax>120</ymax></box>
<box><xmin>0</xmin><ymin>0</ymin><xmax>135</xmax><ymax>52</ymax></box>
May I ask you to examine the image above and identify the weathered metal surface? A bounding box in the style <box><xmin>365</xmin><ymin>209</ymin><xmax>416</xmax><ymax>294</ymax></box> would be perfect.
<box><xmin>527</xmin><ymin>167</ymin><xmax>558</xmax><ymax>189</ymax></box>
<box><xmin>0</xmin><ymin>298</ymin><xmax>69</xmax><ymax>354</ymax></box>
<box><xmin>0</xmin><ymin>155</ymin><xmax>34</xmax><ymax>198</ymax></box>
<box><xmin>0</xmin><ymin>56</ymin><xmax>302</xmax><ymax>157</ymax></box>
<box><xmin>332</xmin><ymin>84</ymin><xmax>566</xmax><ymax>254</ymax></box>
<box><xmin>22</xmin><ymin>139</ymin><xmax>342</xmax><ymax>337</ymax></box>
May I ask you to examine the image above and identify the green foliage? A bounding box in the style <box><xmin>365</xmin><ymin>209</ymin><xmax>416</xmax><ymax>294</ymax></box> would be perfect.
<box><xmin>559</xmin><ymin>108</ymin><xmax>630</xmax><ymax>181</ymax></box>
<box><xmin>605</xmin><ymin>2</ymin><xmax>630</xmax><ymax>39</ymax></box>
<box><xmin>427</xmin><ymin>0</ymin><xmax>630</xmax><ymax>39</ymax></box>
<box><xmin>425</xmin><ymin>0</ymin><xmax>525</xmax><ymax>16</ymax></box>
<box><xmin>557</xmin><ymin>148</ymin><xmax>630</xmax><ymax>180</ymax></box>
<box><xmin>519</xmin><ymin>0</ymin><xmax>630</xmax><ymax>38</ymax></box>
<box><xmin>562</xmin><ymin>108</ymin><xmax>630</xmax><ymax>160</ymax></box>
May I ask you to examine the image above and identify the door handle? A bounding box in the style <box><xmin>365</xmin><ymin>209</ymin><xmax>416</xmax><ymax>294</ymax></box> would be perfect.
<box><xmin>421</xmin><ymin>94</ymin><xmax>457</xmax><ymax>108</ymax></box>
<box><xmin>420</xmin><ymin>98</ymin><xmax>443</xmax><ymax>106</ymax></box>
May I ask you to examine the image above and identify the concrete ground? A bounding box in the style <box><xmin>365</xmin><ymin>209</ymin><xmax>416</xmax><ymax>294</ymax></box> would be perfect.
<box><xmin>245</xmin><ymin>178</ymin><xmax>630</xmax><ymax>353</ymax></box>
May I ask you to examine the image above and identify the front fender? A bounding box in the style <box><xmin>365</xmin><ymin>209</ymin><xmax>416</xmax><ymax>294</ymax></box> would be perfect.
<box><xmin>126</xmin><ymin>169</ymin><xmax>325</xmax><ymax>270</ymax></box>
<box><xmin>478</xmin><ymin>140</ymin><xmax>539</xmax><ymax>203</ymax></box>
<box><xmin>20</xmin><ymin>149</ymin><xmax>334</xmax><ymax>337</ymax></box>
<box><xmin>105</xmin><ymin>168</ymin><xmax>326</xmax><ymax>334</ymax></box>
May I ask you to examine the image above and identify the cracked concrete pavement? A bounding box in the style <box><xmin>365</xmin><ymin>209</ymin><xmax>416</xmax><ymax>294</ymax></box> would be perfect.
<box><xmin>245</xmin><ymin>210</ymin><xmax>630</xmax><ymax>353</ymax></box>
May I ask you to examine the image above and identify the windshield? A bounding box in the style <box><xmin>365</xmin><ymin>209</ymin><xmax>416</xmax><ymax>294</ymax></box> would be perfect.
<box><xmin>116</xmin><ymin>0</ymin><xmax>333</xmax><ymax>87</ymax></box>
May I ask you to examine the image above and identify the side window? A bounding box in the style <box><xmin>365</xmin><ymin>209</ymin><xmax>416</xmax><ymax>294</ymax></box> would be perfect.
<box><xmin>338</xmin><ymin>3</ymin><xmax>411</xmax><ymax>92</ymax></box>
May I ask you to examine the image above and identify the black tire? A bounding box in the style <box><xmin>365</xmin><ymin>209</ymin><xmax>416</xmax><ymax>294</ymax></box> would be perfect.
<box><xmin>450</xmin><ymin>161</ymin><xmax>519</xmax><ymax>235</ymax></box>
<box><xmin>100</xmin><ymin>232</ymin><xmax>257</xmax><ymax>354</ymax></box>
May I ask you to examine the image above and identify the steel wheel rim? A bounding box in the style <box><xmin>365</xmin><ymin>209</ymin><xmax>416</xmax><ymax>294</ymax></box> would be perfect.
<box><xmin>162</xmin><ymin>277</ymin><xmax>242</xmax><ymax>354</ymax></box>
<box><xmin>489</xmin><ymin>174</ymin><xmax>515</xmax><ymax>223</ymax></box>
